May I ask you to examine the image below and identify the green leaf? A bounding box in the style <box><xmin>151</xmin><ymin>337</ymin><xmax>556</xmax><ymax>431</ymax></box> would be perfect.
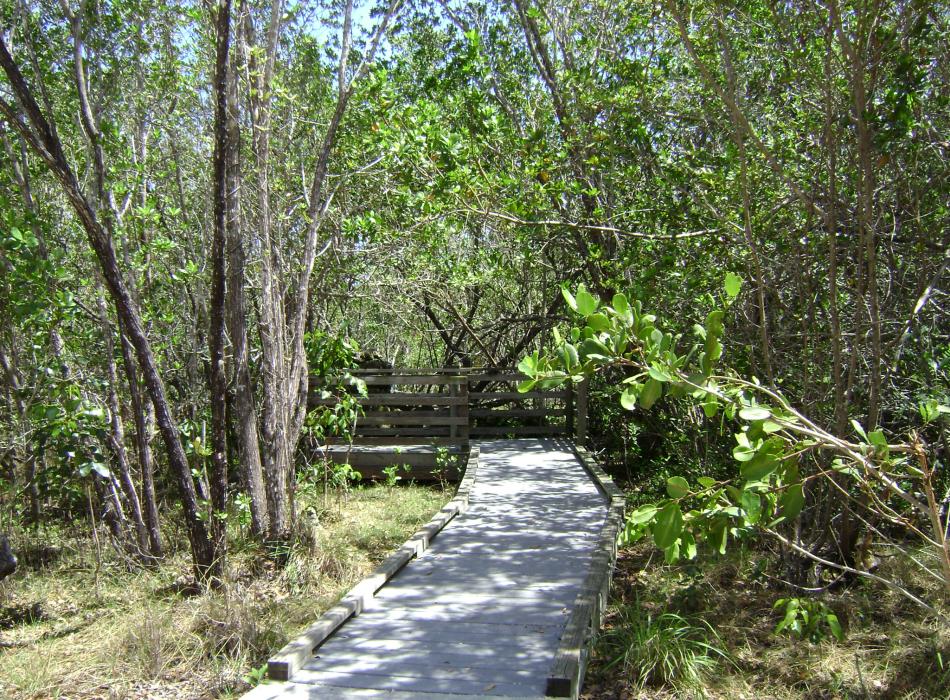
<box><xmin>724</xmin><ymin>272</ymin><xmax>742</xmax><ymax>298</ymax></box>
<box><xmin>640</xmin><ymin>378</ymin><xmax>663</xmax><ymax>409</ymax></box>
<box><xmin>739</xmin><ymin>406</ymin><xmax>771</xmax><ymax>421</ymax></box>
<box><xmin>851</xmin><ymin>419</ymin><xmax>869</xmax><ymax>442</ymax></box>
<box><xmin>741</xmin><ymin>490</ymin><xmax>762</xmax><ymax>524</ymax></box>
<box><xmin>612</xmin><ymin>293</ymin><xmax>629</xmax><ymax>315</ymax></box>
<box><xmin>666</xmin><ymin>476</ymin><xmax>690</xmax><ymax>498</ymax></box>
<box><xmin>778</xmin><ymin>483</ymin><xmax>805</xmax><ymax>521</ymax></box>
<box><xmin>575</xmin><ymin>285</ymin><xmax>599</xmax><ymax>316</ymax></box>
<box><xmin>653</xmin><ymin>503</ymin><xmax>683</xmax><ymax>549</ymax></box>
<box><xmin>733</xmin><ymin>444</ymin><xmax>756</xmax><ymax>462</ymax></box>
<box><xmin>681</xmin><ymin>531</ymin><xmax>698</xmax><ymax>560</ymax></box>
<box><xmin>627</xmin><ymin>505</ymin><xmax>659</xmax><ymax>525</ymax></box>
<box><xmin>620</xmin><ymin>386</ymin><xmax>638</xmax><ymax>411</ymax></box>
<box><xmin>561</xmin><ymin>285</ymin><xmax>578</xmax><ymax>312</ymax></box>
<box><xmin>826</xmin><ymin>613</ymin><xmax>843</xmax><ymax>641</ymax></box>
<box><xmin>587</xmin><ymin>312</ymin><xmax>610</xmax><ymax>331</ymax></box>
<box><xmin>517</xmin><ymin>379</ymin><xmax>537</xmax><ymax>393</ymax></box>
<box><xmin>517</xmin><ymin>353</ymin><xmax>538</xmax><ymax>376</ymax></box>
<box><xmin>741</xmin><ymin>449</ymin><xmax>780</xmax><ymax>481</ymax></box>
<box><xmin>648</xmin><ymin>365</ymin><xmax>672</xmax><ymax>383</ymax></box>
<box><xmin>711</xmin><ymin>519</ymin><xmax>728</xmax><ymax>554</ymax></box>
<box><xmin>697</xmin><ymin>476</ymin><xmax>717</xmax><ymax>488</ymax></box>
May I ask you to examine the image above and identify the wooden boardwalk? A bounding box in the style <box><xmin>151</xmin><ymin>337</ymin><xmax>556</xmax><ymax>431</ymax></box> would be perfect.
<box><xmin>246</xmin><ymin>439</ymin><xmax>617</xmax><ymax>700</ymax></box>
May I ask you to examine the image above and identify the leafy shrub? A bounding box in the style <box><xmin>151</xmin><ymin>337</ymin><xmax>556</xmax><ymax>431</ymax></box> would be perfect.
<box><xmin>773</xmin><ymin>596</ymin><xmax>844</xmax><ymax>643</ymax></box>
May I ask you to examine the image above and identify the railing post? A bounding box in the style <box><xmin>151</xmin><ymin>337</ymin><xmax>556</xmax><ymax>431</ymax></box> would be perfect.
<box><xmin>458</xmin><ymin>379</ymin><xmax>470</xmax><ymax>450</ymax></box>
<box><xmin>575</xmin><ymin>378</ymin><xmax>588</xmax><ymax>446</ymax></box>
<box><xmin>566</xmin><ymin>381</ymin><xmax>575</xmax><ymax>437</ymax></box>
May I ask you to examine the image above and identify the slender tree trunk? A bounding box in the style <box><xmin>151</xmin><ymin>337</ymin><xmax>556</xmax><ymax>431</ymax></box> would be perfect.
<box><xmin>225</xmin><ymin>25</ymin><xmax>268</xmax><ymax>538</ymax></box>
<box><xmin>207</xmin><ymin>0</ymin><xmax>237</xmax><ymax>576</ymax></box>
<box><xmin>119</xmin><ymin>333</ymin><xmax>163</xmax><ymax>557</ymax></box>
<box><xmin>823</xmin><ymin>23</ymin><xmax>847</xmax><ymax>435</ymax></box>
<box><xmin>96</xmin><ymin>292</ymin><xmax>150</xmax><ymax>557</ymax></box>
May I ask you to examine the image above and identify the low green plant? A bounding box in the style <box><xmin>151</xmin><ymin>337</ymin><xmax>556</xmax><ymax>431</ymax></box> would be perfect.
<box><xmin>599</xmin><ymin>604</ymin><xmax>730</xmax><ymax>690</ymax></box>
<box><xmin>382</xmin><ymin>464</ymin><xmax>410</xmax><ymax>490</ymax></box>
<box><xmin>242</xmin><ymin>663</ymin><xmax>268</xmax><ymax>687</ymax></box>
<box><xmin>773</xmin><ymin>596</ymin><xmax>844</xmax><ymax>643</ymax></box>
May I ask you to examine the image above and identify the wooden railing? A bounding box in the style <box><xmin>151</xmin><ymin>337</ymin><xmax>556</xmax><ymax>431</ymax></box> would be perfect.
<box><xmin>307</xmin><ymin>367</ymin><xmax>588</xmax><ymax>479</ymax></box>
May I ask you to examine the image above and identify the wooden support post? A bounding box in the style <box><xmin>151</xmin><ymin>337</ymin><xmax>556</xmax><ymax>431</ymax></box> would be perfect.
<box><xmin>457</xmin><ymin>379</ymin><xmax>470</xmax><ymax>450</ymax></box>
<box><xmin>449</xmin><ymin>381</ymin><xmax>458</xmax><ymax>442</ymax></box>
<box><xmin>575</xmin><ymin>378</ymin><xmax>588</xmax><ymax>446</ymax></box>
<box><xmin>566</xmin><ymin>382</ymin><xmax>575</xmax><ymax>437</ymax></box>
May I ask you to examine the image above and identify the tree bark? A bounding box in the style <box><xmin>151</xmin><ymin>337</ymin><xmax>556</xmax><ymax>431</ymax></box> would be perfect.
<box><xmin>207</xmin><ymin>0</ymin><xmax>237</xmax><ymax>575</ymax></box>
<box><xmin>225</xmin><ymin>13</ymin><xmax>268</xmax><ymax>538</ymax></box>
<box><xmin>96</xmin><ymin>292</ymin><xmax>150</xmax><ymax>557</ymax></box>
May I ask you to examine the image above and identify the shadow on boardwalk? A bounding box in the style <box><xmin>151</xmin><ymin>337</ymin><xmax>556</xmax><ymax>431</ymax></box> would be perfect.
<box><xmin>245</xmin><ymin>439</ymin><xmax>609</xmax><ymax>700</ymax></box>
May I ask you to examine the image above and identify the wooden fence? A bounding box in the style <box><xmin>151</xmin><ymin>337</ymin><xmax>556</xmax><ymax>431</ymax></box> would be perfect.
<box><xmin>307</xmin><ymin>367</ymin><xmax>588</xmax><ymax>480</ymax></box>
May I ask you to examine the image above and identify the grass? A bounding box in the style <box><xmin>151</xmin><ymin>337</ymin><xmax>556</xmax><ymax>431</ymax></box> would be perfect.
<box><xmin>0</xmin><ymin>481</ymin><xmax>449</xmax><ymax>699</ymax></box>
<box><xmin>599</xmin><ymin>604</ymin><xmax>730</xmax><ymax>691</ymax></box>
<box><xmin>582</xmin><ymin>542</ymin><xmax>950</xmax><ymax>700</ymax></box>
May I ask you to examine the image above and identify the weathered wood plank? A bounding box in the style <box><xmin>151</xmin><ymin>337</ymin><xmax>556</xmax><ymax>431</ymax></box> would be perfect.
<box><xmin>470</xmin><ymin>390</ymin><xmax>569</xmax><ymax>400</ymax></box>
<box><xmin>470</xmin><ymin>424</ymin><xmax>567</xmax><ymax>436</ymax></box>
<box><xmin>354</xmin><ymin>427</ymin><xmax>452</xmax><ymax>437</ymax></box>
<box><xmin>310</xmin><ymin>394</ymin><xmax>468</xmax><ymax>407</ymax></box>
<box><xmin>349</xmin><ymin>437</ymin><xmax>468</xmax><ymax>447</ymax></box>
<box><xmin>470</xmin><ymin>408</ymin><xmax>567</xmax><ymax>418</ymax></box>
<box><xmin>356</xmin><ymin>415</ymin><xmax>465</xmax><ymax>426</ymax></box>
<box><xmin>545</xmin><ymin>444</ymin><xmax>625</xmax><ymax>698</ymax></box>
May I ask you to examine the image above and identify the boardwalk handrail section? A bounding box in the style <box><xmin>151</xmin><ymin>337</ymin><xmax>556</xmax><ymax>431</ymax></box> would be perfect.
<box><xmin>309</xmin><ymin>367</ymin><xmax>588</xmax><ymax>456</ymax></box>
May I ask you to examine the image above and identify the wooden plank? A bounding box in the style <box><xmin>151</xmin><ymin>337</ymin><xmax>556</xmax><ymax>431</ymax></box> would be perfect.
<box><xmin>362</xmin><ymin>409</ymin><xmax>450</xmax><ymax>419</ymax></box>
<box><xmin>256</xmin><ymin>441</ymin><xmax>613</xmax><ymax>700</ymax></box>
<box><xmin>470</xmin><ymin>390</ymin><xmax>569</xmax><ymax>401</ymax></box>
<box><xmin>311</xmin><ymin>394</ymin><xmax>467</xmax><ymax>407</ymax></box>
<box><xmin>469</xmin><ymin>425</ymin><xmax>566</xmax><ymax>436</ymax></box>
<box><xmin>470</xmin><ymin>408</ymin><xmax>567</xmax><ymax>418</ymax></box>
<box><xmin>325</xmin><ymin>452</ymin><xmax>442</xmax><ymax>470</ymax></box>
<box><xmin>457</xmin><ymin>372</ymin><xmax>526</xmax><ymax>383</ymax></box>
<box><xmin>356</xmin><ymin>415</ymin><xmax>464</xmax><ymax>426</ymax></box>
<box><xmin>357</xmin><ymin>375</ymin><xmax>467</xmax><ymax>386</ymax></box>
<box><xmin>345</xmin><ymin>437</ymin><xmax>468</xmax><ymax>447</ymax></box>
<box><xmin>355</xmin><ymin>427</ymin><xmax>452</xmax><ymax>437</ymax></box>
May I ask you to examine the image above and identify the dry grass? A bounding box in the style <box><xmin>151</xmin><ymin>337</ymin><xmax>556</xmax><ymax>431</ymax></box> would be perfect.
<box><xmin>582</xmin><ymin>543</ymin><xmax>950</xmax><ymax>700</ymax></box>
<box><xmin>0</xmin><ymin>482</ymin><xmax>449</xmax><ymax>699</ymax></box>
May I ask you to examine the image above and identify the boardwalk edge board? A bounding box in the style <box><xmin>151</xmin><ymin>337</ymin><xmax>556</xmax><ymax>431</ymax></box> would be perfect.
<box><xmin>545</xmin><ymin>443</ymin><xmax>626</xmax><ymax>699</ymax></box>
<box><xmin>264</xmin><ymin>446</ymin><xmax>480</xmax><ymax>683</ymax></box>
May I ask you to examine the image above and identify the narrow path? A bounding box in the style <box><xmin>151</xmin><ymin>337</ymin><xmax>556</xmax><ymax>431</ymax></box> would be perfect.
<box><xmin>248</xmin><ymin>439</ymin><xmax>609</xmax><ymax>699</ymax></box>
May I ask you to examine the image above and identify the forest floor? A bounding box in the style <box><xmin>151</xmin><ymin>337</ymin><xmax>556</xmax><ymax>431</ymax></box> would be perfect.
<box><xmin>581</xmin><ymin>542</ymin><xmax>950</xmax><ymax>700</ymax></box>
<box><xmin>0</xmin><ymin>481</ymin><xmax>449</xmax><ymax>700</ymax></box>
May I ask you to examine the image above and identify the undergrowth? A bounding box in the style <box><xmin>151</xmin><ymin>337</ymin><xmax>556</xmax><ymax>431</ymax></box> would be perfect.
<box><xmin>0</xmin><ymin>482</ymin><xmax>448</xmax><ymax>699</ymax></box>
<box><xmin>583</xmin><ymin>542</ymin><xmax>950</xmax><ymax>700</ymax></box>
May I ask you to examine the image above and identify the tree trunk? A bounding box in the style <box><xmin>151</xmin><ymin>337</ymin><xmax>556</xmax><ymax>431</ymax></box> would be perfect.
<box><xmin>225</xmin><ymin>29</ymin><xmax>268</xmax><ymax>538</ymax></box>
<box><xmin>96</xmin><ymin>292</ymin><xmax>151</xmax><ymax>557</ymax></box>
<box><xmin>119</xmin><ymin>332</ymin><xmax>164</xmax><ymax>557</ymax></box>
<box><xmin>207</xmin><ymin>0</ymin><xmax>237</xmax><ymax>576</ymax></box>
